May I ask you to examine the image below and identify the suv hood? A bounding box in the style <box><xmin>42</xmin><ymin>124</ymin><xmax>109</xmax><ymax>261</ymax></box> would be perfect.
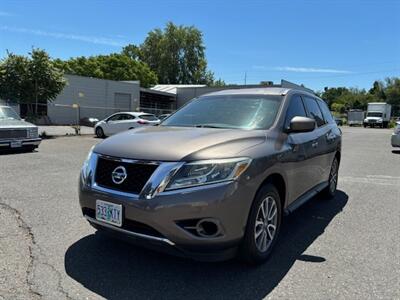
<box><xmin>0</xmin><ymin>118</ymin><xmax>36</xmax><ymax>128</ymax></box>
<box><xmin>94</xmin><ymin>126</ymin><xmax>267</xmax><ymax>161</ymax></box>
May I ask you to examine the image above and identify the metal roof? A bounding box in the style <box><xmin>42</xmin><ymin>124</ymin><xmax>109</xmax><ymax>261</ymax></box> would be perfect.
<box><xmin>202</xmin><ymin>87</ymin><xmax>291</xmax><ymax>97</ymax></box>
<box><xmin>140</xmin><ymin>87</ymin><xmax>175</xmax><ymax>97</ymax></box>
<box><xmin>151</xmin><ymin>84</ymin><xmax>207</xmax><ymax>95</ymax></box>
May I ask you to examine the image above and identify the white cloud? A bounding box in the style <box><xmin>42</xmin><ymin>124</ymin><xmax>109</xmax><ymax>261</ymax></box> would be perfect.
<box><xmin>273</xmin><ymin>66</ymin><xmax>352</xmax><ymax>74</ymax></box>
<box><xmin>0</xmin><ymin>26</ymin><xmax>125</xmax><ymax>47</ymax></box>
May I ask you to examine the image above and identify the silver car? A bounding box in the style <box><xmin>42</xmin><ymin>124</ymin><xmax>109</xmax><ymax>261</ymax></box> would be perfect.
<box><xmin>0</xmin><ymin>106</ymin><xmax>41</xmax><ymax>151</ymax></box>
<box><xmin>391</xmin><ymin>122</ymin><xmax>400</xmax><ymax>147</ymax></box>
<box><xmin>79</xmin><ymin>85</ymin><xmax>341</xmax><ymax>263</ymax></box>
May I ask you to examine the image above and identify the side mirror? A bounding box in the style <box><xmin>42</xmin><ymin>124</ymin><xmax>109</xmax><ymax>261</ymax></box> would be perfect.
<box><xmin>289</xmin><ymin>116</ymin><xmax>316</xmax><ymax>133</ymax></box>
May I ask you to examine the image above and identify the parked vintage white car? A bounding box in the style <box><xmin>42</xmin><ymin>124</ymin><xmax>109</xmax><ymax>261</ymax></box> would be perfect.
<box><xmin>94</xmin><ymin>112</ymin><xmax>160</xmax><ymax>138</ymax></box>
<box><xmin>0</xmin><ymin>106</ymin><xmax>41</xmax><ymax>151</ymax></box>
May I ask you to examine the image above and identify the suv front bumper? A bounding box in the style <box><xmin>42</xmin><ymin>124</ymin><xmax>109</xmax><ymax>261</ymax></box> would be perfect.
<box><xmin>79</xmin><ymin>175</ymin><xmax>254</xmax><ymax>261</ymax></box>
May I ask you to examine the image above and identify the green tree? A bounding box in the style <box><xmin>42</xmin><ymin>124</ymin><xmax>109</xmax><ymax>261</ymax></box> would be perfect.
<box><xmin>320</xmin><ymin>87</ymin><xmax>349</xmax><ymax>108</ymax></box>
<box><xmin>139</xmin><ymin>22</ymin><xmax>215</xmax><ymax>84</ymax></box>
<box><xmin>54</xmin><ymin>53</ymin><xmax>158</xmax><ymax>87</ymax></box>
<box><xmin>0</xmin><ymin>49</ymin><xmax>66</xmax><ymax>115</ymax></box>
<box><xmin>383</xmin><ymin>77</ymin><xmax>400</xmax><ymax>116</ymax></box>
<box><xmin>369</xmin><ymin>80</ymin><xmax>386</xmax><ymax>100</ymax></box>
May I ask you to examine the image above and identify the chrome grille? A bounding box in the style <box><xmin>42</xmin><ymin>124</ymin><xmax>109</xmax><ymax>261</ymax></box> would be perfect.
<box><xmin>0</xmin><ymin>129</ymin><xmax>27</xmax><ymax>139</ymax></box>
<box><xmin>94</xmin><ymin>156</ymin><xmax>159</xmax><ymax>194</ymax></box>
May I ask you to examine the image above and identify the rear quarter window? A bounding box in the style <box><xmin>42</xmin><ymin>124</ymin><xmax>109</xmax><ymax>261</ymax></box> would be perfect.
<box><xmin>140</xmin><ymin>114</ymin><xmax>159</xmax><ymax>121</ymax></box>
<box><xmin>303</xmin><ymin>96</ymin><xmax>326</xmax><ymax>127</ymax></box>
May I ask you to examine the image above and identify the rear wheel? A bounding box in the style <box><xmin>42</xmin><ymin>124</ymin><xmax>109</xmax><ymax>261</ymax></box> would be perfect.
<box><xmin>95</xmin><ymin>127</ymin><xmax>105</xmax><ymax>138</ymax></box>
<box><xmin>240</xmin><ymin>183</ymin><xmax>282</xmax><ymax>264</ymax></box>
<box><xmin>323</xmin><ymin>157</ymin><xmax>339</xmax><ymax>198</ymax></box>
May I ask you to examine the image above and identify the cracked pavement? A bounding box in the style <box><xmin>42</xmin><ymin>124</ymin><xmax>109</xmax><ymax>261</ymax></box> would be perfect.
<box><xmin>0</xmin><ymin>127</ymin><xmax>399</xmax><ymax>299</ymax></box>
<box><xmin>0</xmin><ymin>136</ymin><xmax>98</xmax><ymax>299</ymax></box>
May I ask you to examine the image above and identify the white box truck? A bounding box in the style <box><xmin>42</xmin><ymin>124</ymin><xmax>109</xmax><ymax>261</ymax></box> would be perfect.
<box><xmin>363</xmin><ymin>103</ymin><xmax>391</xmax><ymax>128</ymax></box>
<box><xmin>348</xmin><ymin>109</ymin><xmax>365</xmax><ymax>126</ymax></box>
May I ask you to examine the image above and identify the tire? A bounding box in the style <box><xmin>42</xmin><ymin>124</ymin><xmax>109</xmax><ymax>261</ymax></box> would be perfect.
<box><xmin>95</xmin><ymin>127</ymin><xmax>105</xmax><ymax>138</ymax></box>
<box><xmin>323</xmin><ymin>157</ymin><xmax>339</xmax><ymax>199</ymax></box>
<box><xmin>22</xmin><ymin>145</ymin><xmax>36</xmax><ymax>152</ymax></box>
<box><xmin>240</xmin><ymin>183</ymin><xmax>282</xmax><ymax>264</ymax></box>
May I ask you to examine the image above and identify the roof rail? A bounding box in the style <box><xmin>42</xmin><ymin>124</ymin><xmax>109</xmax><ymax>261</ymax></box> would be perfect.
<box><xmin>280</xmin><ymin>80</ymin><xmax>315</xmax><ymax>94</ymax></box>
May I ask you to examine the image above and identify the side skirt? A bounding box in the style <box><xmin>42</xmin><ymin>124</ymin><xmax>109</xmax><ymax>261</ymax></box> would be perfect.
<box><xmin>284</xmin><ymin>181</ymin><xmax>329</xmax><ymax>215</ymax></box>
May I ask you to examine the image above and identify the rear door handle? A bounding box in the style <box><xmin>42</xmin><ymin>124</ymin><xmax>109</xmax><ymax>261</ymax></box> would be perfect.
<box><xmin>312</xmin><ymin>141</ymin><xmax>319</xmax><ymax>148</ymax></box>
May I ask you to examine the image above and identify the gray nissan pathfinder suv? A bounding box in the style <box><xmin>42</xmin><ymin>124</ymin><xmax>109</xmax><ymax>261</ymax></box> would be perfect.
<box><xmin>79</xmin><ymin>81</ymin><xmax>341</xmax><ymax>264</ymax></box>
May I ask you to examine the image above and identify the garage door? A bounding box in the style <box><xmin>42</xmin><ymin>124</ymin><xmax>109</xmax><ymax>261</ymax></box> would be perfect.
<box><xmin>114</xmin><ymin>93</ymin><xmax>131</xmax><ymax>111</ymax></box>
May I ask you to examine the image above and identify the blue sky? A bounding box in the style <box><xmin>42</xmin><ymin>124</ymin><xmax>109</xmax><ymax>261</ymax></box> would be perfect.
<box><xmin>0</xmin><ymin>0</ymin><xmax>399</xmax><ymax>91</ymax></box>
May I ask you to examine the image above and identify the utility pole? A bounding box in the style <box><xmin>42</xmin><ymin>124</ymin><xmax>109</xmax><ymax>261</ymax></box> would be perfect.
<box><xmin>244</xmin><ymin>72</ymin><xmax>247</xmax><ymax>85</ymax></box>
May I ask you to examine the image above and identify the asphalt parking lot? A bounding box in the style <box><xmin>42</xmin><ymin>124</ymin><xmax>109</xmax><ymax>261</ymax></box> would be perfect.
<box><xmin>0</xmin><ymin>127</ymin><xmax>399</xmax><ymax>300</ymax></box>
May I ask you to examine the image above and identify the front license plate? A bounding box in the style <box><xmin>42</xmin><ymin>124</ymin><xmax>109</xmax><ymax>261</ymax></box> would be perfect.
<box><xmin>96</xmin><ymin>200</ymin><xmax>122</xmax><ymax>227</ymax></box>
<box><xmin>10</xmin><ymin>141</ymin><xmax>22</xmax><ymax>148</ymax></box>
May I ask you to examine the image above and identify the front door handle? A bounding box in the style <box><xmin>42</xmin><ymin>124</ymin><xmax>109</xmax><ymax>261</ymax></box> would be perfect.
<box><xmin>326</xmin><ymin>132</ymin><xmax>335</xmax><ymax>141</ymax></box>
<box><xmin>312</xmin><ymin>141</ymin><xmax>319</xmax><ymax>148</ymax></box>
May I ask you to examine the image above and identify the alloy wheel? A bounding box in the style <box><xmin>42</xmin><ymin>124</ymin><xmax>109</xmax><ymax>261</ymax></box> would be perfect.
<box><xmin>329</xmin><ymin>159</ymin><xmax>338</xmax><ymax>194</ymax></box>
<box><xmin>254</xmin><ymin>196</ymin><xmax>278</xmax><ymax>253</ymax></box>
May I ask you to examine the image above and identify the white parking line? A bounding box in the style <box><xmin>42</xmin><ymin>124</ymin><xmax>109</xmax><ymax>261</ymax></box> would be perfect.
<box><xmin>339</xmin><ymin>175</ymin><xmax>400</xmax><ymax>186</ymax></box>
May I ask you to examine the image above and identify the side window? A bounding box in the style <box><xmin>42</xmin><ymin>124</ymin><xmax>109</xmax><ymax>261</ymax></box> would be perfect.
<box><xmin>303</xmin><ymin>97</ymin><xmax>325</xmax><ymax>127</ymax></box>
<box><xmin>317</xmin><ymin>100</ymin><xmax>335</xmax><ymax>124</ymax></box>
<box><xmin>119</xmin><ymin>114</ymin><xmax>133</xmax><ymax>120</ymax></box>
<box><xmin>284</xmin><ymin>95</ymin><xmax>307</xmax><ymax>130</ymax></box>
<box><xmin>125</xmin><ymin>114</ymin><xmax>135</xmax><ymax>120</ymax></box>
<box><xmin>108</xmin><ymin>114</ymin><xmax>121</xmax><ymax>121</ymax></box>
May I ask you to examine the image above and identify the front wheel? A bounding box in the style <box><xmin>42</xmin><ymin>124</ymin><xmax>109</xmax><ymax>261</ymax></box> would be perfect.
<box><xmin>323</xmin><ymin>157</ymin><xmax>339</xmax><ymax>198</ymax></box>
<box><xmin>95</xmin><ymin>127</ymin><xmax>105</xmax><ymax>138</ymax></box>
<box><xmin>240</xmin><ymin>183</ymin><xmax>282</xmax><ymax>264</ymax></box>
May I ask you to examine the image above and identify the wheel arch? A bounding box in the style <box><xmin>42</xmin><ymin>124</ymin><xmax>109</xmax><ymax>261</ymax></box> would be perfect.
<box><xmin>257</xmin><ymin>173</ymin><xmax>287</xmax><ymax>211</ymax></box>
<box><xmin>335</xmin><ymin>149</ymin><xmax>341</xmax><ymax>165</ymax></box>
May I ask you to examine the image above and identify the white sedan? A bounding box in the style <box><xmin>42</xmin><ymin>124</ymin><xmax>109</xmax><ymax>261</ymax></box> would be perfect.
<box><xmin>94</xmin><ymin>112</ymin><xmax>160</xmax><ymax>138</ymax></box>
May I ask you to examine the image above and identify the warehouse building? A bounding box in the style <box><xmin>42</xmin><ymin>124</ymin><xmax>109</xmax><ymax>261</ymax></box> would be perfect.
<box><xmin>46</xmin><ymin>75</ymin><xmax>142</xmax><ymax>124</ymax></box>
<box><xmin>2</xmin><ymin>75</ymin><xmax>176</xmax><ymax>125</ymax></box>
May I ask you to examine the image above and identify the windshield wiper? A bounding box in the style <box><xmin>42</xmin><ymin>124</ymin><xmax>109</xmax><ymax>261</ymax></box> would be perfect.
<box><xmin>193</xmin><ymin>124</ymin><xmax>226</xmax><ymax>129</ymax></box>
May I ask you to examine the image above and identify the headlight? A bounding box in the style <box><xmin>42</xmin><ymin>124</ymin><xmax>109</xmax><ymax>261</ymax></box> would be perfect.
<box><xmin>27</xmin><ymin>127</ymin><xmax>38</xmax><ymax>138</ymax></box>
<box><xmin>81</xmin><ymin>146</ymin><xmax>95</xmax><ymax>184</ymax></box>
<box><xmin>377</xmin><ymin>119</ymin><xmax>383</xmax><ymax>123</ymax></box>
<box><xmin>165</xmin><ymin>158</ymin><xmax>251</xmax><ymax>191</ymax></box>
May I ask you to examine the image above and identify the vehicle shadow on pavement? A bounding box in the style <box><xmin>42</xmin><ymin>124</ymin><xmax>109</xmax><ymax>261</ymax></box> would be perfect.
<box><xmin>0</xmin><ymin>149</ymin><xmax>37</xmax><ymax>155</ymax></box>
<box><xmin>65</xmin><ymin>190</ymin><xmax>348</xmax><ymax>300</ymax></box>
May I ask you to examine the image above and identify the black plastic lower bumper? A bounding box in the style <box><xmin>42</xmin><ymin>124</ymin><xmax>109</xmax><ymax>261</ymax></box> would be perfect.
<box><xmin>86</xmin><ymin>216</ymin><xmax>239</xmax><ymax>262</ymax></box>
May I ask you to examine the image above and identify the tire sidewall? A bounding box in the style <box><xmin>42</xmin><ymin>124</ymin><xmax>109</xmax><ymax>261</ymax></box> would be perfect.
<box><xmin>96</xmin><ymin>127</ymin><xmax>104</xmax><ymax>138</ymax></box>
<box><xmin>326</xmin><ymin>157</ymin><xmax>339</xmax><ymax>198</ymax></box>
<box><xmin>241</xmin><ymin>183</ymin><xmax>282</xmax><ymax>264</ymax></box>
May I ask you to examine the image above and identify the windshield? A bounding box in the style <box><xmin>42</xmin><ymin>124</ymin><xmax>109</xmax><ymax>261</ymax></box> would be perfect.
<box><xmin>0</xmin><ymin>107</ymin><xmax>21</xmax><ymax>120</ymax></box>
<box><xmin>367</xmin><ymin>112</ymin><xmax>382</xmax><ymax>117</ymax></box>
<box><xmin>161</xmin><ymin>95</ymin><xmax>282</xmax><ymax>129</ymax></box>
<box><xmin>139</xmin><ymin>114</ymin><xmax>159</xmax><ymax>121</ymax></box>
